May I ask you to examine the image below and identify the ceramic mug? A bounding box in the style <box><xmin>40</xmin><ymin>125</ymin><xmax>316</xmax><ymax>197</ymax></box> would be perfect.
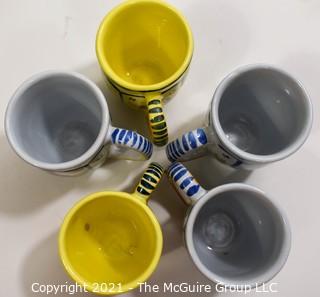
<box><xmin>5</xmin><ymin>71</ymin><xmax>153</xmax><ymax>175</ymax></box>
<box><xmin>59</xmin><ymin>162</ymin><xmax>163</xmax><ymax>295</ymax></box>
<box><xmin>167</xmin><ymin>162</ymin><xmax>291</xmax><ymax>288</ymax></box>
<box><xmin>96</xmin><ymin>0</ymin><xmax>193</xmax><ymax>146</ymax></box>
<box><xmin>166</xmin><ymin>64</ymin><xmax>313</xmax><ymax>169</ymax></box>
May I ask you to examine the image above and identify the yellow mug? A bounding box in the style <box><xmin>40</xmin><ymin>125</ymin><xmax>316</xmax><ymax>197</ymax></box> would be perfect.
<box><xmin>59</xmin><ymin>163</ymin><xmax>163</xmax><ymax>295</ymax></box>
<box><xmin>96</xmin><ymin>0</ymin><xmax>193</xmax><ymax>146</ymax></box>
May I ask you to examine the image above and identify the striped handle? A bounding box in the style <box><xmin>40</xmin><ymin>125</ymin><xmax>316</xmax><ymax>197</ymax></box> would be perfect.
<box><xmin>147</xmin><ymin>96</ymin><xmax>168</xmax><ymax>147</ymax></box>
<box><xmin>166</xmin><ymin>127</ymin><xmax>210</xmax><ymax>162</ymax></box>
<box><xmin>167</xmin><ymin>162</ymin><xmax>207</xmax><ymax>205</ymax></box>
<box><xmin>133</xmin><ymin>162</ymin><xmax>164</xmax><ymax>202</ymax></box>
<box><xmin>108</xmin><ymin>126</ymin><xmax>153</xmax><ymax>160</ymax></box>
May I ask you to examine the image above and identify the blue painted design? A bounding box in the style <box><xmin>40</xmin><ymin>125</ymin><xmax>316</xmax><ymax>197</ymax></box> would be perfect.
<box><xmin>171</xmin><ymin>142</ymin><xmax>181</xmax><ymax>158</ymax></box>
<box><xmin>222</xmin><ymin>153</ymin><xmax>231</xmax><ymax>159</ymax></box>
<box><xmin>187</xmin><ymin>185</ymin><xmax>200</xmax><ymax>196</ymax></box>
<box><xmin>180</xmin><ymin>176</ymin><xmax>194</xmax><ymax>189</ymax></box>
<box><xmin>176</xmin><ymin>139</ymin><xmax>184</xmax><ymax>156</ymax></box>
<box><xmin>174</xmin><ymin>169</ymin><xmax>187</xmax><ymax>181</ymax></box>
<box><xmin>138</xmin><ymin>135</ymin><xmax>143</xmax><ymax>150</ymax></box>
<box><xmin>148</xmin><ymin>143</ymin><xmax>152</xmax><ymax>155</ymax></box>
<box><xmin>124</xmin><ymin>130</ymin><xmax>132</xmax><ymax>144</ymax></box>
<box><xmin>111</xmin><ymin>128</ymin><xmax>153</xmax><ymax>159</ymax></box>
<box><xmin>111</xmin><ymin>128</ymin><xmax>120</xmax><ymax>143</ymax></box>
<box><xmin>168</xmin><ymin>144</ymin><xmax>178</xmax><ymax>161</ymax></box>
<box><xmin>119</xmin><ymin>129</ymin><xmax>126</xmax><ymax>144</ymax></box>
<box><xmin>168</xmin><ymin>162</ymin><xmax>178</xmax><ymax>170</ymax></box>
<box><xmin>167</xmin><ymin>162</ymin><xmax>205</xmax><ymax>200</ymax></box>
<box><xmin>232</xmin><ymin>160</ymin><xmax>243</xmax><ymax>168</ymax></box>
<box><xmin>132</xmin><ymin>132</ymin><xmax>138</xmax><ymax>146</ymax></box>
<box><xmin>182</xmin><ymin>134</ymin><xmax>189</xmax><ymax>151</ymax></box>
<box><xmin>166</xmin><ymin>128</ymin><xmax>209</xmax><ymax>162</ymax></box>
<box><xmin>169</xmin><ymin>164</ymin><xmax>184</xmax><ymax>178</ymax></box>
<box><xmin>218</xmin><ymin>144</ymin><xmax>243</xmax><ymax>167</ymax></box>
<box><xmin>188</xmin><ymin>131</ymin><xmax>197</xmax><ymax>149</ymax></box>
<box><xmin>142</xmin><ymin>137</ymin><xmax>148</xmax><ymax>153</ymax></box>
<box><xmin>145</xmin><ymin>141</ymin><xmax>149</xmax><ymax>154</ymax></box>
<box><xmin>197</xmin><ymin>128</ymin><xmax>208</xmax><ymax>145</ymax></box>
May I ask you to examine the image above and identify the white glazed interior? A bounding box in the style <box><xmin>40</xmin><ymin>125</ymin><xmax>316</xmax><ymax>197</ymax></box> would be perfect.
<box><xmin>5</xmin><ymin>71</ymin><xmax>109</xmax><ymax>171</ymax></box>
<box><xmin>185</xmin><ymin>183</ymin><xmax>291</xmax><ymax>288</ymax></box>
<box><xmin>211</xmin><ymin>64</ymin><xmax>313</xmax><ymax>163</ymax></box>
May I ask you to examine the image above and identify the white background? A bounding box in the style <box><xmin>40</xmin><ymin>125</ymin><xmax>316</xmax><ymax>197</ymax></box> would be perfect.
<box><xmin>0</xmin><ymin>0</ymin><xmax>319</xmax><ymax>296</ymax></box>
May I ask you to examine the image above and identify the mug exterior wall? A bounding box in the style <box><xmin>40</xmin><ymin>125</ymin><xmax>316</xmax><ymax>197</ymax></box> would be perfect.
<box><xmin>54</xmin><ymin>143</ymin><xmax>111</xmax><ymax>176</ymax></box>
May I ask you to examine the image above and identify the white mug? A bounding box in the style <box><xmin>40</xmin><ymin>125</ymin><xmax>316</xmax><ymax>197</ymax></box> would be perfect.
<box><xmin>167</xmin><ymin>162</ymin><xmax>291</xmax><ymax>288</ymax></box>
<box><xmin>5</xmin><ymin>71</ymin><xmax>153</xmax><ymax>175</ymax></box>
<box><xmin>166</xmin><ymin>64</ymin><xmax>313</xmax><ymax>169</ymax></box>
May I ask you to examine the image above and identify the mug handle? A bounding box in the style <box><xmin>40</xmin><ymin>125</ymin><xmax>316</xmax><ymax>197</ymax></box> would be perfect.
<box><xmin>107</xmin><ymin>126</ymin><xmax>153</xmax><ymax>160</ymax></box>
<box><xmin>147</xmin><ymin>95</ymin><xmax>168</xmax><ymax>147</ymax></box>
<box><xmin>166</xmin><ymin>127</ymin><xmax>212</xmax><ymax>162</ymax></box>
<box><xmin>167</xmin><ymin>162</ymin><xmax>207</xmax><ymax>205</ymax></box>
<box><xmin>133</xmin><ymin>162</ymin><xmax>164</xmax><ymax>203</ymax></box>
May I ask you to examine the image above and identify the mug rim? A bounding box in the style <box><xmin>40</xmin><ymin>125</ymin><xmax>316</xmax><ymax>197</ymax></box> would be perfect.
<box><xmin>5</xmin><ymin>70</ymin><xmax>110</xmax><ymax>171</ymax></box>
<box><xmin>211</xmin><ymin>63</ymin><xmax>313</xmax><ymax>164</ymax></box>
<box><xmin>184</xmin><ymin>183</ymin><xmax>291</xmax><ymax>288</ymax></box>
<box><xmin>59</xmin><ymin>190</ymin><xmax>163</xmax><ymax>295</ymax></box>
<box><xmin>96</xmin><ymin>0</ymin><xmax>194</xmax><ymax>92</ymax></box>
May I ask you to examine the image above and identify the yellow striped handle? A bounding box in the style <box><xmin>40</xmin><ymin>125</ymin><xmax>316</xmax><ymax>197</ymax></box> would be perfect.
<box><xmin>147</xmin><ymin>96</ymin><xmax>168</xmax><ymax>147</ymax></box>
<box><xmin>133</xmin><ymin>162</ymin><xmax>164</xmax><ymax>202</ymax></box>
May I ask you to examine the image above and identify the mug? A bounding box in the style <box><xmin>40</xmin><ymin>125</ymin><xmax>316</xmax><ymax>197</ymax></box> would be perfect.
<box><xmin>59</xmin><ymin>162</ymin><xmax>163</xmax><ymax>295</ymax></box>
<box><xmin>167</xmin><ymin>162</ymin><xmax>291</xmax><ymax>288</ymax></box>
<box><xmin>166</xmin><ymin>64</ymin><xmax>313</xmax><ymax>169</ymax></box>
<box><xmin>5</xmin><ymin>71</ymin><xmax>153</xmax><ymax>175</ymax></box>
<box><xmin>96</xmin><ymin>0</ymin><xmax>193</xmax><ymax>146</ymax></box>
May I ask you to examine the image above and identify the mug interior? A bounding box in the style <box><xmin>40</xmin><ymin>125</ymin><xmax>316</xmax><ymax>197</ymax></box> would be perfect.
<box><xmin>97</xmin><ymin>0</ymin><xmax>192</xmax><ymax>89</ymax></box>
<box><xmin>6</xmin><ymin>73</ymin><xmax>105</xmax><ymax>166</ymax></box>
<box><xmin>216</xmin><ymin>67</ymin><xmax>311</xmax><ymax>156</ymax></box>
<box><xmin>188</xmin><ymin>185</ymin><xmax>290</xmax><ymax>286</ymax></box>
<box><xmin>59</xmin><ymin>192</ymin><xmax>161</xmax><ymax>293</ymax></box>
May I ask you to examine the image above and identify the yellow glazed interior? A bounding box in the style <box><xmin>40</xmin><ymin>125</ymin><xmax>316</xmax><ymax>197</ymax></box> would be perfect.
<box><xmin>59</xmin><ymin>191</ymin><xmax>162</xmax><ymax>295</ymax></box>
<box><xmin>96</xmin><ymin>0</ymin><xmax>193</xmax><ymax>91</ymax></box>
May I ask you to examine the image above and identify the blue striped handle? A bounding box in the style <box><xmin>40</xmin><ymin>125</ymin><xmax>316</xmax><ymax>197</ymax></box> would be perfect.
<box><xmin>166</xmin><ymin>127</ymin><xmax>209</xmax><ymax>162</ymax></box>
<box><xmin>167</xmin><ymin>162</ymin><xmax>207</xmax><ymax>205</ymax></box>
<box><xmin>109</xmin><ymin>127</ymin><xmax>153</xmax><ymax>160</ymax></box>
